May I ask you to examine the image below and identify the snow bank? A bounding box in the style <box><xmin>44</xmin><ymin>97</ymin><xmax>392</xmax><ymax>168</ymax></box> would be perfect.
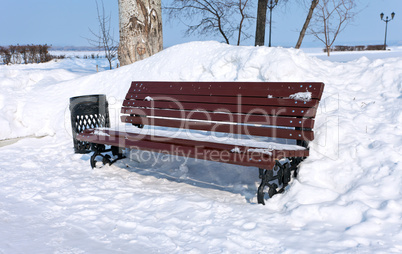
<box><xmin>0</xmin><ymin>41</ymin><xmax>334</xmax><ymax>140</ymax></box>
<box><xmin>1</xmin><ymin>41</ymin><xmax>402</xmax><ymax>252</ymax></box>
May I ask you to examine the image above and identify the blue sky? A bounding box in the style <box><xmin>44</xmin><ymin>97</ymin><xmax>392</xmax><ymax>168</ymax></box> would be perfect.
<box><xmin>0</xmin><ymin>0</ymin><xmax>400</xmax><ymax>48</ymax></box>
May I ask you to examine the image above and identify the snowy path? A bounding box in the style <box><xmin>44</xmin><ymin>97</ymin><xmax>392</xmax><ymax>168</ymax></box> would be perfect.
<box><xmin>1</xmin><ymin>135</ymin><xmax>400</xmax><ymax>253</ymax></box>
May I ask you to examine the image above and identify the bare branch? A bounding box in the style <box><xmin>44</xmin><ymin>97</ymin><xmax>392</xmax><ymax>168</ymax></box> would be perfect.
<box><xmin>86</xmin><ymin>0</ymin><xmax>118</xmax><ymax>69</ymax></box>
<box><xmin>165</xmin><ymin>0</ymin><xmax>254</xmax><ymax>45</ymax></box>
<box><xmin>308</xmin><ymin>0</ymin><xmax>356</xmax><ymax>56</ymax></box>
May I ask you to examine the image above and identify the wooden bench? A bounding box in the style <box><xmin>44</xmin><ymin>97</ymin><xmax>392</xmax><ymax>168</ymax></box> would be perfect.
<box><xmin>76</xmin><ymin>81</ymin><xmax>325</xmax><ymax>204</ymax></box>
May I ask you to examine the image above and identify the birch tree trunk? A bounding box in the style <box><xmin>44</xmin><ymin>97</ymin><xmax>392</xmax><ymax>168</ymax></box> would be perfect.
<box><xmin>118</xmin><ymin>0</ymin><xmax>163</xmax><ymax>66</ymax></box>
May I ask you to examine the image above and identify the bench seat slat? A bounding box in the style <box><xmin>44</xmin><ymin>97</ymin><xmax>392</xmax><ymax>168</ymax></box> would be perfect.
<box><xmin>129</xmin><ymin>81</ymin><xmax>325</xmax><ymax>100</ymax></box>
<box><xmin>122</xmin><ymin>100</ymin><xmax>317</xmax><ymax>118</ymax></box>
<box><xmin>90</xmin><ymin>129</ymin><xmax>308</xmax><ymax>156</ymax></box>
<box><xmin>120</xmin><ymin>108</ymin><xmax>315</xmax><ymax>128</ymax></box>
<box><xmin>121</xmin><ymin>116</ymin><xmax>314</xmax><ymax>141</ymax></box>
<box><xmin>77</xmin><ymin>129</ymin><xmax>309</xmax><ymax>168</ymax></box>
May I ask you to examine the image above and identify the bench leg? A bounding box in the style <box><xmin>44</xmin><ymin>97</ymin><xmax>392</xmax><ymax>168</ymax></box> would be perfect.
<box><xmin>257</xmin><ymin>159</ymin><xmax>297</xmax><ymax>205</ymax></box>
<box><xmin>290</xmin><ymin>157</ymin><xmax>303</xmax><ymax>178</ymax></box>
<box><xmin>90</xmin><ymin>144</ymin><xmax>126</xmax><ymax>168</ymax></box>
<box><xmin>257</xmin><ymin>168</ymin><xmax>278</xmax><ymax>205</ymax></box>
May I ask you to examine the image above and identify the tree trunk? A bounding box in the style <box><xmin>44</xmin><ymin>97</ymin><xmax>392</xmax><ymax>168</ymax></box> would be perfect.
<box><xmin>255</xmin><ymin>0</ymin><xmax>268</xmax><ymax>46</ymax></box>
<box><xmin>295</xmin><ymin>0</ymin><xmax>319</xmax><ymax>49</ymax></box>
<box><xmin>118</xmin><ymin>0</ymin><xmax>163</xmax><ymax>66</ymax></box>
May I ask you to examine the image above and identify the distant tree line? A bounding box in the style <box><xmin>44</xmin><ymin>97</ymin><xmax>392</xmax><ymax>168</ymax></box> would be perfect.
<box><xmin>324</xmin><ymin>44</ymin><xmax>387</xmax><ymax>52</ymax></box>
<box><xmin>0</xmin><ymin>44</ymin><xmax>60</xmax><ymax>65</ymax></box>
<box><xmin>82</xmin><ymin>54</ymin><xmax>107</xmax><ymax>59</ymax></box>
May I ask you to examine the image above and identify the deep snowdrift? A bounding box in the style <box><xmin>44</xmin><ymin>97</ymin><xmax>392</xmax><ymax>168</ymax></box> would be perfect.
<box><xmin>0</xmin><ymin>41</ymin><xmax>401</xmax><ymax>252</ymax></box>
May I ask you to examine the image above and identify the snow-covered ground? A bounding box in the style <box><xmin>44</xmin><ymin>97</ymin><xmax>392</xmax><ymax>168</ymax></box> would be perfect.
<box><xmin>1</xmin><ymin>41</ymin><xmax>401</xmax><ymax>253</ymax></box>
<box><xmin>303</xmin><ymin>46</ymin><xmax>402</xmax><ymax>62</ymax></box>
<box><xmin>49</xmin><ymin>50</ymin><xmax>108</xmax><ymax>59</ymax></box>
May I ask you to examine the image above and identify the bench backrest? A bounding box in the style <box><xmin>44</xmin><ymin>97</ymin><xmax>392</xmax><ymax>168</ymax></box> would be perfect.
<box><xmin>120</xmin><ymin>81</ymin><xmax>325</xmax><ymax>147</ymax></box>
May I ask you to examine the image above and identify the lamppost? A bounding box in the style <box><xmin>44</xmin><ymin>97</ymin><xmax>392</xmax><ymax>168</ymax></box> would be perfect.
<box><xmin>380</xmin><ymin>12</ymin><xmax>395</xmax><ymax>50</ymax></box>
<box><xmin>268</xmin><ymin>0</ymin><xmax>278</xmax><ymax>47</ymax></box>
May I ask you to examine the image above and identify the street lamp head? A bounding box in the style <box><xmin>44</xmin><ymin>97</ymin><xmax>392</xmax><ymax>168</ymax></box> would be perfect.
<box><xmin>391</xmin><ymin>12</ymin><xmax>395</xmax><ymax>19</ymax></box>
<box><xmin>380</xmin><ymin>13</ymin><xmax>384</xmax><ymax>20</ymax></box>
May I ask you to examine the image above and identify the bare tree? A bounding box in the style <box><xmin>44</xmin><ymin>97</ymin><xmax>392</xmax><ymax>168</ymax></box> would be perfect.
<box><xmin>28</xmin><ymin>45</ymin><xmax>40</xmax><ymax>64</ymax></box>
<box><xmin>18</xmin><ymin>45</ymin><xmax>29</xmax><ymax>64</ymax></box>
<box><xmin>9</xmin><ymin>45</ymin><xmax>22</xmax><ymax>64</ymax></box>
<box><xmin>295</xmin><ymin>0</ymin><xmax>319</xmax><ymax>49</ymax></box>
<box><xmin>165</xmin><ymin>0</ymin><xmax>253</xmax><ymax>45</ymax></box>
<box><xmin>88</xmin><ymin>0</ymin><xmax>118</xmax><ymax>69</ymax></box>
<box><xmin>309</xmin><ymin>0</ymin><xmax>355</xmax><ymax>56</ymax></box>
<box><xmin>118</xmin><ymin>0</ymin><xmax>163</xmax><ymax>66</ymax></box>
<box><xmin>237</xmin><ymin>0</ymin><xmax>252</xmax><ymax>45</ymax></box>
<box><xmin>38</xmin><ymin>44</ymin><xmax>52</xmax><ymax>63</ymax></box>
<box><xmin>0</xmin><ymin>47</ymin><xmax>11</xmax><ymax>64</ymax></box>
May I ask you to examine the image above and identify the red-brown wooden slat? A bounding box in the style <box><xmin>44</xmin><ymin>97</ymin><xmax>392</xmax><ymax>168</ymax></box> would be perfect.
<box><xmin>120</xmin><ymin>108</ymin><xmax>315</xmax><ymax>128</ymax></box>
<box><xmin>129</xmin><ymin>81</ymin><xmax>325</xmax><ymax>99</ymax></box>
<box><xmin>78</xmin><ymin>129</ymin><xmax>309</xmax><ymax>159</ymax></box>
<box><xmin>86</xmin><ymin>134</ymin><xmax>276</xmax><ymax>168</ymax></box>
<box><xmin>122</xmin><ymin>100</ymin><xmax>316</xmax><ymax>118</ymax></box>
<box><xmin>92</xmin><ymin>129</ymin><xmax>308</xmax><ymax>158</ymax></box>
<box><xmin>120</xmin><ymin>116</ymin><xmax>314</xmax><ymax>141</ymax></box>
<box><xmin>77</xmin><ymin>130</ymin><xmax>309</xmax><ymax>168</ymax></box>
<box><xmin>125</xmin><ymin>93</ymin><xmax>320</xmax><ymax>108</ymax></box>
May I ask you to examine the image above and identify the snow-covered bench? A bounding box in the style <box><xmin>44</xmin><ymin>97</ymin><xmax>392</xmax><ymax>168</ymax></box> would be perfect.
<box><xmin>76</xmin><ymin>81</ymin><xmax>325</xmax><ymax>204</ymax></box>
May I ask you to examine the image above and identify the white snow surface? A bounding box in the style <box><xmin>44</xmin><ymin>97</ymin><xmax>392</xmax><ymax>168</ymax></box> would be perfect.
<box><xmin>247</xmin><ymin>148</ymin><xmax>273</xmax><ymax>156</ymax></box>
<box><xmin>1</xmin><ymin>41</ymin><xmax>402</xmax><ymax>253</ymax></box>
<box><xmin>101</xmin><ymin>124</ymin><xmax>305</xmax><ymax>152</ymax></box>
<box><xmin>289</xmin><ymin>91</ymin><xmax>312</xmax><ymax>101</ymax></box>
